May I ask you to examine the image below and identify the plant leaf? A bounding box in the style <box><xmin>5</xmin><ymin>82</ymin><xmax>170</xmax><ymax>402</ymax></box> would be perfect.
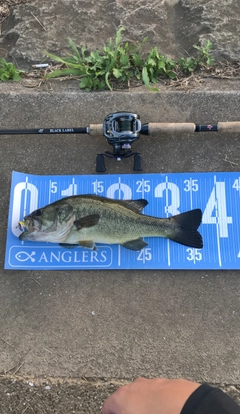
<box><xmin>120</xmin><ymin>54</ymin><xmax>129</xmax><ymax>66</ymax></box>
<box><xmin>45</xmin><ymin>68</ymin><xmax>82</xmax><ymax>79</ymax></box>
<box><xmin>142</xmin><ymin>67</ymin><xmax>159</xmax><ymax>91</ymax></box>
<box><xmin>142</xmin><ymin>67</ymin><xmax>150</xmax><ymax>87</ymax></box>
<box><xmin>45</xmin><ymin>52</ymin><xmax>70</xmax><ymax>64</ymax></box>
<box><xmin>105</xmin><ymin>71</ymin><xmax>112</xmax><ymax>90</ymax></box>
<box><xmin>79</xmin><ymin>76</ymin><xmax>91</xmax><ymax>89</ymax></box>
<box><xmin>115</xmin><ymin>27</ymin><xmax>125</xmax><ymax>47</ymax></box>
<box><xmin>113</xmin><ymin>68</ymin><xmax>122</xmax><ymax>78</ymax></box>
<box><xmin>12</xmin><ymin>73</ymin><xmax>22</xmax><ymax>82</ymax></box>
<box><xmin>68</xmin><ymin>38</ymin><xmax>81</xmax><ymax>59</ymax></box>
<box><xmin>167</xmin><ymin>71</ymin><xmax>177</xmax><ymax>79</ymax></box>
<box><xmin>0</xmin><ymin>73</ymin><xmax>9</xmax><ymax>81</ymax></box>
<box><xmin>45</xmin><ymin>52</ymin><xmax>80</xmax><ymax>68</ymax></box>
<box><xmin>132</xmin><ymin>53</ymin><xmax>142</xmax><ymax>67</ymax></box>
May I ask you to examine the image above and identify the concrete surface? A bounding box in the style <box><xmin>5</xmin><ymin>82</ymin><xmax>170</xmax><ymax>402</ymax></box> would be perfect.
<box><xmin>0</xmin><ymin>0</ymin><xmax>240</xmax><ymax>69</ymax></box>
<box><xmin>0</xmin><ymin>0</ymin><xmax>240</xmax><ymax>413</ymax></box>
<box><xmin>0</xmin><ymin>83</ymin><xmax>240</xmax><ymax>392</ymax></box>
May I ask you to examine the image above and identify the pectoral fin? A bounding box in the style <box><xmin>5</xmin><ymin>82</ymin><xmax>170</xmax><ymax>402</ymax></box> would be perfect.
<box><xmin>78</xmin><ymin>241</ymin><xmax>97</xmax><ymax>250</ymax></box>
<box><xmin>74</xmin><ymin>214</ymin><xmax>100</xmax><ymax>230</ymax></box>
<box><xmin>121</xmin><ymin>238</ymin><xmax>148</xmax><ymax>251</ymax></box>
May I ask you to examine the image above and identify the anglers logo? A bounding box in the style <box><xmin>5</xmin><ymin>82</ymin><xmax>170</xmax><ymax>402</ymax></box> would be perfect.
<box><xmin>9</xmin><ymin>246</ymin><xmax>113</xmax><ymax>268</ymax></box>
<box><xmin>15</xmin><ymin>251</ymin><xmax>36</xmax><ymax>262</ymax></box>
<box><xmin>38</xmin><ymin>129</ymin><xmax>44</xmax><ymax>133</ymax></box>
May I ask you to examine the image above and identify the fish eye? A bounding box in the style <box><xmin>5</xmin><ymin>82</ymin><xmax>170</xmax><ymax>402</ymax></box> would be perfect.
<box><xmin>34</xmin><ymin>209</ymin><xmax>42</xmax><ymax>216</ymax></box>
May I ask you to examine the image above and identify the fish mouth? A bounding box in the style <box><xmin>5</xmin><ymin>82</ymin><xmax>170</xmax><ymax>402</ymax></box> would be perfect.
<box><xmin>19</xmin><ymin>218</ymin><xmax>41</xmax><ymax>240</ymax></box>
<box><xmin>18</xmin><ymin>214</ymin><xmax>72</xmax><ymax>243</ymax></box>
<box><xmin>18</xmin><ymin>210</ymin><xmax>76</xmax><ymax>243</ymax></box>
<box><xmin>25</xmin><ymin>217</ymin><xmax>41</xmax><ymax>232</ymax></box>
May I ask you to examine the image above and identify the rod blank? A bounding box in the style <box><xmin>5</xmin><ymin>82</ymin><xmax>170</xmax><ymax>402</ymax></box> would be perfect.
<box><xmin>0</xmin><ymin>127</ymin><xmax>88</xmax><ymax>135</ymax></box>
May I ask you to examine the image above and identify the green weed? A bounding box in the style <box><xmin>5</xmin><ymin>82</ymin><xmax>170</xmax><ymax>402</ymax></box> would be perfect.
<box><xmin>177</xmin><ymin>57</ymin><xmax>198</xmax><ymax>73</ymax></box>
<box><xmin>193</xmin><ymin>40</ymin><xmax>215</xmax><ymax>66</ymax></box>
<box><xmin>45</xmin><ymin>28</ymin><xmax>215</xmax><ymax>91</ymax></box>
<box><xmin>0</xmin><ymin>58</ymin><xmax>24</xmax><ymax>82</ymax></box>
<box><xmin>46</xmin><ymin>28</ymin><xmax>147</xmax><ymax>91</ymax></box>
<box><xmin>177</xmin><ymin>40</ymin><xmax>214</xmax><ymax>73</ymax></box>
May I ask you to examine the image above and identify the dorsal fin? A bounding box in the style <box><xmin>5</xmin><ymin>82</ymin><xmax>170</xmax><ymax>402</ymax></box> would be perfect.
<box><xmin>120</xmin><ymin>199</ymin><xmax>148</xmax><ymax>213</ymax></box>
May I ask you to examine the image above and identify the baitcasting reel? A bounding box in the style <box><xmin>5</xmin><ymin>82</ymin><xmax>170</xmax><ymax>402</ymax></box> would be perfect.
<box><xmin>97</xmin><ymin>111</ymin><xmax>148</xmax><ymax>172</ymax></box>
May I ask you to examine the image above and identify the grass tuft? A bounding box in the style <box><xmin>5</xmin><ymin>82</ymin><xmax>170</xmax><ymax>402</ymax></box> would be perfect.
<box><xmin>45</xmin><ymin>28</ymin><xmax>215</xmax><ymax>91</ymax></box>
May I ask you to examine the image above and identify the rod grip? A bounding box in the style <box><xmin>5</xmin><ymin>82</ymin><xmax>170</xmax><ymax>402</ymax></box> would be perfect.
<box><xmin>148</xmin><ymin>123</ymin><xmax>195</xmax><ymax>134</ymax></box>
<box><xmin>89</xmin><ymin>124</ymin><xmax>103</xmax><ymax>136</ymax></box>
<box><xmin>218</xmin><ymin>122</ymin><xmax>240</xmax><ymax>133</ymax></box>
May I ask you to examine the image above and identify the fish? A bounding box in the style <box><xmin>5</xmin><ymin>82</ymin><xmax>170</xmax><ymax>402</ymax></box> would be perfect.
<box><xmin>18</xmin><ymin>195</ymin><xmax>203</xmax><ymax>251</ymax></box>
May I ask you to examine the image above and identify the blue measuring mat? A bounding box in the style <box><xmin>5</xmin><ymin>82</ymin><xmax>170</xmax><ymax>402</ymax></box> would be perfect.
<box><xmin>5</xmin><ymin>171</ymin><xmax>240</xmax><ymax>270</ymax></box>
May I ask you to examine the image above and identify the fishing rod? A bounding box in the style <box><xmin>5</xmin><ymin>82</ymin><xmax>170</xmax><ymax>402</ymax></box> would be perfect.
<box><xmin>1</xmin><ymin>111</ymin><xmax>240</xmax><ymax>172</ymax></box>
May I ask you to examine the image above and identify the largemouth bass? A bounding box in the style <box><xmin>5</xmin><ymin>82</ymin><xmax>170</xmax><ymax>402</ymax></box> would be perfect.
<box><xmin>19</xmin><ymin>195</ymin><xmax>203</xmax><ymax>251</ymax></box>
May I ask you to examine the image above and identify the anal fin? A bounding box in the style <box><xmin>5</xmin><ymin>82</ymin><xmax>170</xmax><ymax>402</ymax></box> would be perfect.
<box><xmin>122</xmin><ymin>238</ymin><xmax>148</xmax><ymax>251</ymax></box>
<box><xmin>78</xmin><ymin>240</ymin><xmax>97</xmax><ymax>250</ymax></box>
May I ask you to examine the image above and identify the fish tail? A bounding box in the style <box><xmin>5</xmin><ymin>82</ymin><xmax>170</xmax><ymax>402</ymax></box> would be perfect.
<box><xmin>169</xmin><ymin>208</ymin><xmax>203</xmax><ymax>248</ymax></box>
